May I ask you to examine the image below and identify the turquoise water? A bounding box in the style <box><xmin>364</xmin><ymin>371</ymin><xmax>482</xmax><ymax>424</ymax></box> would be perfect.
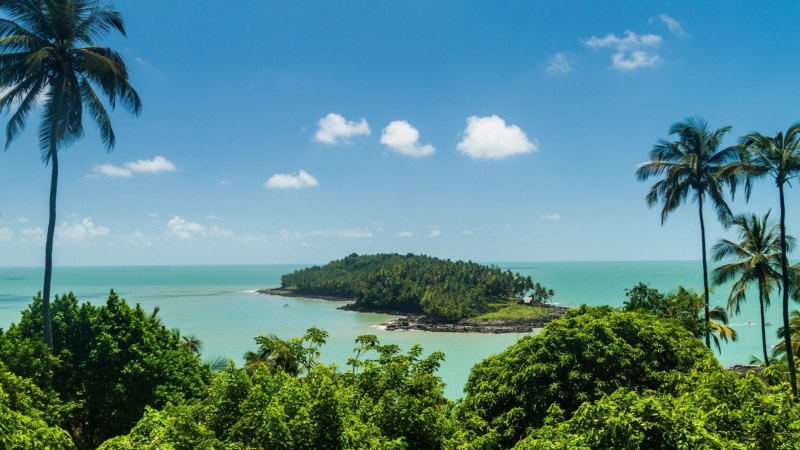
<box><xmin>0</xmin><ymin>262</ymin><xmax>787</xmax><ymax>399</ymax></box>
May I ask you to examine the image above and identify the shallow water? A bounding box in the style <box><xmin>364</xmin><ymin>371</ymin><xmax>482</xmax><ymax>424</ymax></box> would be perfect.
<box><xmin>0</xmin><ymin>262</ymin><xmax>786</xmax><ymax>399</ymax></box>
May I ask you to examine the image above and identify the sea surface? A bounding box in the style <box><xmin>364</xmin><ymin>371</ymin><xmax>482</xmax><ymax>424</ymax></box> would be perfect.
<box><xmin>0</xmin><ymin>261</ymin><xmax>787</xmax><ymax>399</ymax></box>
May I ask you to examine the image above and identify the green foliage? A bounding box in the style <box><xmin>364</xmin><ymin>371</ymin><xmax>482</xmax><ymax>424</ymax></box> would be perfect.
<box><xmin>0</xmin><ymin>363</ymin><xmax>73</xmax><ymax>450</ymax></box>
<box><xmin>101</xmin><ymin>333</ymin><xmax>458</xmax><ymax>450</ymax></box>
<box><xmin>516</xmin><ymin>369</ymin><xmax>800</xmax><ymax>450</ymax></box>
<box><xmin>244</xmin><ymin>327</ymin><xmax>329</xmax><ymax>376</ymax></box>
<box><xmin>0</xmin><ymin>291</ymin><xmax>211</xmax><ymax>449</ymax></box>
<box><xmin>472</xmin><ymin>304</ymin><xmax>550</xmax><ymax>321</ymax></box>
<box><xmin>460</xmin><ymin>306</ymin><xmax>717</xmax><ymax>448</ymax></box>
<box><xmin>623</xmin><ymin>283</ymin><xmax>705</xmax><ymax>336</ymax></box>
<box><xmin>280</xmin><ymin>253</ymin><xmax>542</xmax><ymax>321</ymax></box>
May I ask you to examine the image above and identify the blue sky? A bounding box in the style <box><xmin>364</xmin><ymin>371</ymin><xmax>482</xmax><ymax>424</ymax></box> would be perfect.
<box><xmin>2</xmin><ymin>0</ymin><xmax>800</xmax><ymax>266</ymax></box>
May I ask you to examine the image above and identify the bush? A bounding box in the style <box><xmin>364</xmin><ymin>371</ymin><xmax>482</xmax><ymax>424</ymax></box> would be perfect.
<box><xmin>459</xmin><ymin>306</ymin><xmax>718</xmax><ymax>447</ymax></box>
<box><xmin>0</xmin><ymin>291</ymin><xmax>212</xmax><ymax>448</ymax></box>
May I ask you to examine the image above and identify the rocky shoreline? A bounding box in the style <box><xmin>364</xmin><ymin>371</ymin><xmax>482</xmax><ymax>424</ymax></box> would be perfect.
<box><xmin>257</xmin><ymin>287</ymin><xmax>569</xmax><ymax>333</ymax></box>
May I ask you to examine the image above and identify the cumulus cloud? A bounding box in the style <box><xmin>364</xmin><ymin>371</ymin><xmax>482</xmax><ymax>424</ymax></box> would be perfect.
<box><xmin>314</xmin><ymin>113</ymin><xmax>370</xmax><ymax>145</ymax></box>
<box><xmin>126</xmin><ymin>156</ymin><xmax>177</xmax><ymax>174</ymax></box>
<box><xmin>658</xmin><ymin>14</ymin><xmax>687</xmax><ymax>36</ymax></box>
<box><xmin>457</xmin><ymin>115</ymin><xmax>536</xmax><ymax>159</ymax></box>
<box><xmin>126</xmin><ymin>230</ymin><xmax>152</xmax><ymax>246</ymax></box>
<box><xmin>95</xmin><ymin>164</ymin><xmax>133</xmax><ymax>178</ymax></box>
<box><xmin>396</xmin><ymin>230</ymin><xmax>413</xmax><ymax>238</ymax></box>
<box><xmin>428</xmin><ymin>229</ymin><xmax>441</xmax><ymax>237</ymax></box>
<box><xmin>94</xmin><ymin>156</ymin><xmax>177</xmax><ymax>178</ymax></box>
<box><xmin>165</xmin><ymin>216</ymin><xmax>240</xmax><ymax>241</ymax></box>
<box><xmin>166</xmin><ymin>216</ymin><xmax>204</xmax><ymax>240</ymax></box>
<box><xmin>309</xmin><ymin>228</ymin><xmax>373</xmax><ymax>238</ymax></box>
<box><xmin>380</xmin><ymin>120</ymin><xmax>435</xmax><ymax>157</ymax></box>
<box><xmin>20</xmin><ymin>227</ymin><xmax>44</xmax><ymax>243</ymax></box>
<box><xmin>0</xmin><ymin>226</ymin><xmax>13</xmax><ymax>242</ymax></box>
<box><xmin>611</xmin><ymin>51</ymin><xmax>660</xmax><ymax>71</ymax></box>
<box><xmin>265</xmin><ymin>170</ymin><xmax>320</xmax><ymax>190</ymax></box>
<box><xmin>541</xmin><ymin>213</ymin><xmax>562</xmax><ymax>220</ymax></box>
<box><xmin>583</xmin><ymin>30</ymin><xmax>662</xmax><ymax>71</ymax></box>
<box><xmin>57</xmin><ymin>217</ymin><xmax>110</xmax><ymax>242</ymax></box>
<box><xmin>462</xmin><ymin>230</ymin><xmax>474</xmax><ymax>236</ymax></box>
<box><xmin>546</xmin><ymin>53</ymin><xmax>572</xmax><ymax>73</ymax></box>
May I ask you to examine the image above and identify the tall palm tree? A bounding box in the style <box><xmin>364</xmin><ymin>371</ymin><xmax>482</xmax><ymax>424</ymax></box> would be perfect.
<box><xmin>637</xmin><ymin>117</ymin><xmax>740</xmax><ymax>348</ymax></box>
<box><xmin>738</xmin><ymin>124</ymin><xmax>800</xmax><ymax>395</ymax></box>
<box><xmin>0</xmin><ymin>0</ymin><xmax>141</xmax><ymax>348</ymax></box>
<box><xmin>711</xmin><ymin>212</ymin><xmax>787</xmax><ymax>366</ymax></box>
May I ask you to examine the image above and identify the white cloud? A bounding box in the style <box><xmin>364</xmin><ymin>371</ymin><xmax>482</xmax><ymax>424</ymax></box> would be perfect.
<box><xmin>314</xmin><ymin>113</ymin><xmax>370</xmax><ymax>145</ymax></box>
<box><xmin>457</xmin><ymin>115</ymin><xmax>536</xmax><ymax>159</ymax></box>
<box><xmin>206</xmin><ymin>214</ymin><xmax>222</xmax><ymax>220</ymax></box>
<box><xmin>658</xmin><ymin>14</ymin><xmax>687</xmax><ymax>36</ymax></box>
<box><xmin>166</xmin><ymin>216</ymin><xmax>236</xmax><ymax>241</ymax></box>
<box><xmin>380</xmin><ymin>120</ymin><xmax>435</xmax><ymax>157</ymax></box>
<box><xmin>428</xmin><ymin>229</ymin><xmax>441</xmax><ymax>238</ymax></box>
<box><xmin>541</xmin><ymin>213</ymin><xmax>562</xmax><ymax>220</ymax></box>
<box><xmin>612</xmin><ymin>51</ymin><xmax>660</xmax><ymax>71</ymax></box>
<box><xmin>125</xmin><ymin>156</ymin><xmax>177</xmax><ymax>174</ymax></box>
<box><xmin>166</xmin><ymin>216</ymin><xmax>204</xmax><ymax>240</ymax></box>
<box><xmin>310</xmin><ymin>228</ymin><xmax>373</xmax><ymax>238</ymax></box>
<box><xmin>462</xmin><ymin>230</ymin><xmax>474</xmax><ymax>236</ymax></box>
<box><xmin>0</xmin><ymin>226</ymin><xmax>13</xmax><ymax>242</ymax></box>
<box><xmin>583</xmin><ymin>30</ymin><xmax>662</xmax><ymax>72</ymax></box>
<box><xmin>583</xmin><ymin>30</ymin><xmax>662</xmax><ymax>50</ymax></box>
<box><xmin>219</xmin><ymin>180</ymin><xmax>232</xmax><ymax>186</ymax></box>
<box><xmin>546</xmin><ymin>53</ymin><xmax>572</xmax><ymax>73</ymax></box>
<box><xmin>126</xmin><ymin>230</ymin><xmax>152</xmax><ymax>246</ymax></box>
<box><xmin>95</xmin><ymin>164</ymin><xmax>132</xmax><ymax>178</ymax></box>
<box><xmin>20</xmin><ymin>227</ymin><xmax>44</xmax><ymax>243</ymax></box>
<box><xmin>147</xmin><ymin>212</ymin><xmax>159</xmax><ymax>218</ymax></box>
<box><xmin>396</xmin><ymin>230</ymin><xmax>413</xmax><ymax>238</ymax></box>
<box><xmin>94</xmin><ymin>156</ymin><xmax>177</xmax><ymax>178</ymax></box>
<box><xmin>57</xmin><ymin>217</ymin><xmax>110</xmax><ymax>242</ymax></box>
<box><xmin>265</xmin><ymin>170</ymin><xmax>319</xmax><ymax>190</ymax></box>
<box><xmin>17</xmin><ymin>217</ymin><xmax>30</xmax><ymax>224</ymax></box>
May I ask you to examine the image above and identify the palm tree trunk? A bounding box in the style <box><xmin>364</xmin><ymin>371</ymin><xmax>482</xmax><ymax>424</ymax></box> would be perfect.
<box><xmin>698</xmin><ymin>194</ymin><xmax>711</xmax><ymax>348</ymax></box>
<box><xmin>758</xmin><ymin>279</ymin><xmax>769</xmax><ymax>367</ymax></box>
<box><xmin>778</xmin><ymin>183</ymin><xmax>797</xmax><ymax>395</ymax></box>
<box><xmin>41</xmin><ymin>142</ymin><xmax>57</xmax><ymax>349</ymax></box>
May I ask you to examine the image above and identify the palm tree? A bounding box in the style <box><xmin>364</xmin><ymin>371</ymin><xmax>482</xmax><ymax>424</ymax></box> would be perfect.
<box><xmin>637</xmin><ymin>117</ymin><xmax>740</xmax><ymax>348</ymax></box>
<box><xmin>772</xmin><ymin>310</ymin><xmax>800</xmax><ymax>364</ymax></box>
<box><xmin>711</xmin><ymin>212</ymin><xmax>787</xmax><ymax>366</ymax></box>
<box><xmin>738</xmin><ymin>125</ymin><xmax>800</xmax><ymax>395</ymax></box>
<box><xmin>709</xmin><ymin>306</ymin><xmax>738</xmax><ymax>352</ymax></box>
<box><xmin>244</xmin><ymin>334</ymin><xmax>300</xmax><ymax>376</ymax></box>
<box><xmin>0</xmin><ymin>0</ymin><xmax>141</xmax><ymax>348</ymax></box>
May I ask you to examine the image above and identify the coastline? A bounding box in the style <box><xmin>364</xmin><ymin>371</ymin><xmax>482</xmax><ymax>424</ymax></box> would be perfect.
<box><xmin>257</xmin><ymin>287</ymin><xmax>569</xmax><ymax>333</ymax></box>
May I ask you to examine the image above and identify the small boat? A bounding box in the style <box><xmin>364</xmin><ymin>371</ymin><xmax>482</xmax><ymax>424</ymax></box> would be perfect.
<box><xmin>283</xmin><ymin>303</ymin><xmax>289</xmax><ymax>308</ymax></box>
<box><xmin>766</xmin><ymin>321</ymin><xmax>773</xmax><ymax>326</ymax></box>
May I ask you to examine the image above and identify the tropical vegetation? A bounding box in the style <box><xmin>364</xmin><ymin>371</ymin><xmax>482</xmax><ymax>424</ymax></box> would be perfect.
<box><xmin>0</xmin><ymin>291</ymin><xmax>798</xmax><ymax>449</ymax></box>
<box><xmin>0</xmin><ymin>0</ymin><xmax>141</xmax><ymax>349</ymax></box>
<box><xmin>736</xmin><ymin>124</ymin><xmax>800</xmax><ymax>395</ymax></box>
<box><xmin>712</xmin><ymin>212</ymin><xmax>787</xmax><ymax>365</ymax></box>
<box><xmin>279</xmin><ymin>253</ymin><xmax>541</xmax><ymax>322</ymax></box>
<box><xmin>636</xmin><ymin>117</ymin><xmax>740</xmax><ymax>348</ymax></box>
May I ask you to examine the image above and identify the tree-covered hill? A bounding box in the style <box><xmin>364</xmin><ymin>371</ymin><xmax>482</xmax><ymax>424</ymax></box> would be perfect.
<box><xmin>278</xmin><ymin>253</ymin><xmax>538</xmax><ymax>322</ymax></box>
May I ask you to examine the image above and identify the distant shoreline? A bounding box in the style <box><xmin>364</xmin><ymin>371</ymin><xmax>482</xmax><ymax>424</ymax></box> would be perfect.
<box><xmin>256</xmin><ymin>287</ymin><xmax>569</xmax><ymax>333</ymax></box>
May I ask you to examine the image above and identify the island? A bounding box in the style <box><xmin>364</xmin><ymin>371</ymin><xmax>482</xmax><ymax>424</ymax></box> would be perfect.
<box><xmin>258</xmin><ymin>253</ymin><xmax>568</xmax><ymax>333</ymax></box>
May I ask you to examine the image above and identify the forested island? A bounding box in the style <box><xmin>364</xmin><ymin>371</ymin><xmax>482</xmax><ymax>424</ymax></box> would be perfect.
<box><xmin>259</xmin><ymin>253</ymin><xmax>566</xmax><ymax>332</ymax></box>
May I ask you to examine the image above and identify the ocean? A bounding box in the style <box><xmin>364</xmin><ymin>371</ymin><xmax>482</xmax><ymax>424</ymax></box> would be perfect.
<box><xmin>0</xmin><ymin>261</ymin><xmax>786</xmax><ymax>399</ymax></box>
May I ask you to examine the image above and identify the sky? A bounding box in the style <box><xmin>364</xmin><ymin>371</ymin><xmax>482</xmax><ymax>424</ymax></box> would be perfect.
<box><xmin>2</xmin><ymin>0</ymin><xmax>800</xmax><ymax>266</ymax></box>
